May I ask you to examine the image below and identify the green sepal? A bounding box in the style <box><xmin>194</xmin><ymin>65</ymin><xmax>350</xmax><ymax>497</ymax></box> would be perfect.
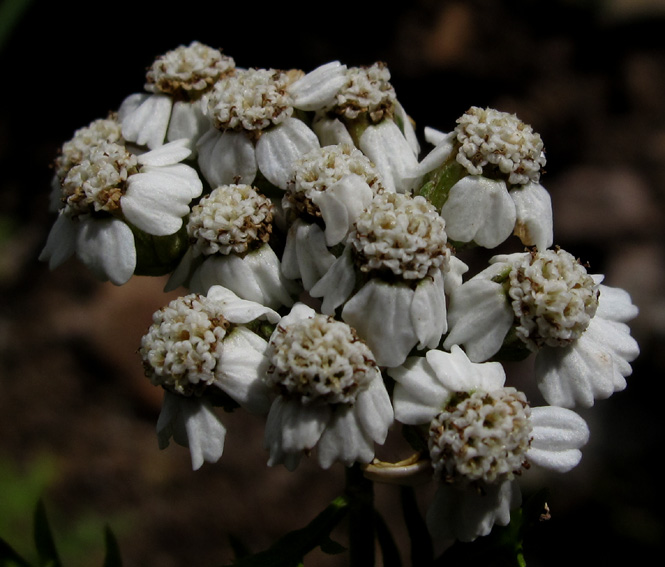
<box><xmin>131</xmin><ymin>224</ymin><xmax>190</xmax><ymax>277</ymax></box>
<box><xmin>415</xmin><ymin>159</ymin><xmax>466</xmax><ymax>212</ymax></box>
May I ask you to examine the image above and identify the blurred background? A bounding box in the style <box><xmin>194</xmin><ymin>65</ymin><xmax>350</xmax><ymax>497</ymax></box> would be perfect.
<box><xmin>1</xmin><ymin>0</ymin><xmax>664</xmax><ymax>565</ymax></box>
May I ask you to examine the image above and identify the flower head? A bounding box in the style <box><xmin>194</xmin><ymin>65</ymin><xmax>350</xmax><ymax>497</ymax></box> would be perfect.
<box><xmin>389</xmin><ymin>345</ymin><xmax>590</xmax><ymax>541</ymax></box>
<box><xmin>443</xmin><ymin>249</ymin><xmax>639</xmax><ymax>407</ymax></box>
<box><xmin>266</xmin><ymin>310</ymin><xmax>377</xmax><ymax>405</ymax></box>
<box><xmin>454</xmin><ymin>106</ymin><xmax>546</xmax><ymax>186</ymax></box>
<box><xmin>263</xmin><ymin>303</ymin><xmax>393</xmax><ymax>470</ymax></box>
<box><xmin>350</xmin><ymin>192</ymin><xmax>450</xmax><ymax>280</ymax></box>
<box><xmin>145</xmin><ymin>41</ymin><xmax>235</xmax><ymax>101</ymax></box>
<box><xmin>187</xmin><ymin>184</ymin><xmax>274</xmax><ymax>257</ymax></box>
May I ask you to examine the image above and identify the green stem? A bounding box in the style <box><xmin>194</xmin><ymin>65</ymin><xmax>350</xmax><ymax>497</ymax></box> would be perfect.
<box><xmin>345</xmin><ymin>464</ymin><xmax>375</xmax><ymax>566</ymax></box>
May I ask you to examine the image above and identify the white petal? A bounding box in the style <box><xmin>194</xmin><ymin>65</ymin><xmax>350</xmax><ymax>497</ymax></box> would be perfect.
<box><xmin>596</xmin><ymin>284</ymin><xmax>639</xmax><ymax>323</ymax></box>
<box><xmin>426</xmin><ymin>345</ymin><xmax>506</xmax><ymax>393</ymax></box>
<box><xmin>426</xmin><ymin>480</ymin><xmax>520</xmax><ymax>542</ymax></box>
<box><xmin>156</xmin><ymin>391</ymin><xmax>227</xmax><ymax>470</ymax></box>
<box><xmin>534</xmin><ymin>315</ymin><xmax>638</xmax><ymax>408</ymax></box>
<box><xmin>394</xmin><ymin>101</ymin><xmax>421</xmax><ymax>156</ymax></box>
<box><xmin>239</xmin><ymin>245</ymin><xmax>298</xmax><ymax>308</ymax></box>
<box><xmin>441</xmin><ymin>176</ymin><xmax>516</xmax><ymax>248</ymax></box>
<box><xmin>528</xmin><ymin>406</ymin><xmax>589</xmax><ymax>472</ymax></box>
<box><xmin>197</xmin><ymin>128</ymin><xmax>257</xmax><ymax>187</ymax></box>
<box><xmin>389</xmin><ymin>357</ymin><xmax>449</xmax><ymax>425</ymax></box>
<box><xmin>214</xmin><ymin>326</ymin><xmax>272</xmax><ymax>414</ymax></box>
<box><xmin>137</xmin><ymin>138</ymin><xmax>192</xmax><ymax>167</ymax></box>
<box><xmin>39</xmin><ymin>212</ymin><xmax>77</xmax><ymax>269</ymax></box>
<box><xmin>359</xmin><ymin>120</ymin><xmax>420</xmax><ymax>193</ymax></box>
<box><xmin>443</xmin><ymin>279</ymin><xmax>514</xmax><ymax>362</ymax></box>
<box><xmin>510</xmin><ymin>182</ymin><xmax>553</xmax><ymax>251</ymax></box>
<box><xmin>423</xmin><ymin>126</ymin><xmax>449</xmax><ymax>146</ymax></box>
<box><xmin>317</xmin><ymin>405</ymin><xmax>375</xmax><ymax>468</ymax></box>
<box><xmin>342</xmin><ymin>280</ymin><xmax>418</xmax><ymax>368</ymax></box>
<box><xmin>190</xmin><ymin>254</ymin><xmax>264</xmax><ymax>298</ymax></box>
<box><xmin>312</xmin><ymin>115</ymin><xmax>355</xmax><ymax>147</ymax></box>
<box><xmin>309</xmin><ymin>244</ymin><xmax>356</xmax><ymax>315</ymax></box>
<box><xmin>265</xmin><ymin>397</ymin><xmax>330</xmax><ymax>467</ymax></box>
<box><xmin>76</xmin><ymin>218</ymin><xmax>136</xmax><ymax>285</ymax></box>
<box><xmin>309</xmin><ymin>174</ymin><xmax>374</xmax><ymax>246</ymax></box>
<box><xmin>164</xmin><ymin>247</ymin><xmax>197</xmax><ymax>292</ymax></box>
<box><xmin>206</xmin><ymin>284</ymin><xmax>281</xmax><ymax>324</ymax></box>
<box><xmin>166</xmin><ymin>99</ymin><xmax>211</xmax><ymax>152</ymax></box>
<box><xmin>288</xmin><ymin>61</ymin><xmax>347</xmax><ymax>111</ymax></box>
<box><xmin>443</xmin><ymin>255</ymin><xmax>470</xmax><ymax>293</ymax></box>
<box><xmin>255</xmin><ymin>118</ymin><xmax>320</xmax><ymax>189</ymax></box>
<box><xmin>353</xmin><ymin>373</ymin><xmax>394</xmax><ymax>444</ymax></box>
<box><xmin>122</xmin><ymin>167</ymin><xmax>197</xmax><ymax>235</ymax></box>
<box><xmin>120</xmin><ymin>93</ymin><xmax>172</xmax><ymax>149</ymax></box>
<box><xmin>410</xmin><ymin>271</ymin><xmax>447</xmax><ymax>349</ymax></box>
<box><xmin>284</xmin><ymin>219</ymin><xmax>336</xmax><ymax>290</ymax></box>
<box><xmin>414</xmin><ymin>131</ymin><xmax>456</xmax><ymax>177</ymax></box>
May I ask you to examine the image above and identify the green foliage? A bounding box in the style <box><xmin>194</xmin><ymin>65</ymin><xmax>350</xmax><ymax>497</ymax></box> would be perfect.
<box><xmin>0</xmin><ymin>499</ymin><xmax>123</xmax><ymax>567</ymax></box>
<box><xmin>225</xmin><ymin>496</ymin><xmax>350</xmax><ymax>567</ymax></box>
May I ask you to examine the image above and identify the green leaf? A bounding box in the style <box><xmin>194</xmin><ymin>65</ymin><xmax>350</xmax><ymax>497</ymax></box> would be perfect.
<box><xmin>33</xmin><ymin>500</ymin><xmax>61</xmax><ymax>567</ymax></box>
<box><xmin>0</xmin><ymin>535</ymin><xmax>32</xmax><ymax>567</ymax></box>
<box><xmin>102</xmin><ymin>526</ymin><xmax>122</xmax><ymax>567</ymax></box>
<box><xmin>225</xmin><ymin>496</ymin><xmax>350</xmax><ymax>567</ymax></box>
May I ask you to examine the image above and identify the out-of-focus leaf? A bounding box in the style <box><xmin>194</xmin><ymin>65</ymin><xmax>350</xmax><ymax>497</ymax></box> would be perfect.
<box><xmin>0</xmin><ymin>535</ymin><xmax>32</xmax><ymax>566</ymax></box>
<box><xmin>102</xmin><ymin>526</ymin><xmax>122</xmax><ymax>567</ymax></box>
<box><xmin>33</xmin><ymin>500</ymin><xmax>61</xmax><ymax>567</ymax></box>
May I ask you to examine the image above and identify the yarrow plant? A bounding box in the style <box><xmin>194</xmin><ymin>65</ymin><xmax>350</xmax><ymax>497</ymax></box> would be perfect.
<box><xmin>39</xmin><ymin>42</ymin><xmax>640</xmax><ymax>565</ymax></box>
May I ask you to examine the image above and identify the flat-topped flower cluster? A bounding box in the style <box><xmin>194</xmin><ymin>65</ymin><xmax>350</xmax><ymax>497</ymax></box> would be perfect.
<box><xmin>40</xmin><ymin>42</ymin><xmax>640</xmax><ymax>544</ymax></box>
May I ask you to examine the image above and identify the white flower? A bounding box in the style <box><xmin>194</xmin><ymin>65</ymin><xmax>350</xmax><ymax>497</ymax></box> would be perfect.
<box><xmin>196</xmin><ymin>67</ymin><xmax>325</xmax><ymax>190</ymax></box>
<box><xmin>283</xmin><ymin>143</ymin><xmax>384</xmax><ymax>246</ymax></box>
<box><xmin>166</xmin><ymin>184</ymin><xmax>297</xmax><ymax>309</ymax></box>
<box><xmin>443</xmin><ymin>248</ymin><xmax>640</xmax><ymax>407</ymax></box>
<box><xmin>118</xmin><ymin>42</ymin><xmax>235</xmax><ymax>151</ymax></box>
<box><xmin>311</xmin><ymin>63</ymin><xmax>421</xmax><ymax>193</ymax></box>
<box><xmin>39</xmin><ymin>138</ymin><xmax>202</xmax><ymax>285</ymax></box>
<box><xmin>263</xmin><ymin>303</ymin><xmax>394</xmax><ymax>470</ymax></box>
<box><xmin>307</xmin><ymin>192</ymin><xmax>465</xmax><ymax>367</ymax></box>
<box><xmin>140</xmin><ymin>286</ymin><xmax>280</xmax><ymax>469</ymax></box>
<box><xmin>388</xmin><ymin>345</ymin><xmax>590</xmax><ymax>542</ymax></box>
<box><xmin>415</xmin><ymin>107</ymin><xmax>553</xmax><ymax>250</ymax></box>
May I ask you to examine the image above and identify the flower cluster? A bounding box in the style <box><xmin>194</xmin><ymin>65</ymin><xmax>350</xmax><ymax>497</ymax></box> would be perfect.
<box><xmin>40</xmin><ymin>42</ymin><xmax>640</xmax><ymax>544</ymax></box>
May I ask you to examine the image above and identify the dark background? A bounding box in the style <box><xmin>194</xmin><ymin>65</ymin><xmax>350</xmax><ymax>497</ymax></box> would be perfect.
<box><xmin>1</xmin><ymin>0</ymin><xmax>664</xmax><ymax>565</ymax></box>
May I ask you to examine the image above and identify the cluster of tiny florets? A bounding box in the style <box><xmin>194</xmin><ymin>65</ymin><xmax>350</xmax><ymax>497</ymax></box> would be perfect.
<box><xmin>284</xmin><ymin>144</ymin><xmax>383</xmax><ymax>218</ymax></box>
<box><xmin>207</xmin><ymin>68</ymin><xmax>296</xmax><ymax>132</ymax></box>
<box><xmin>350</xmin><ymin>192</ymin><xmax>450</xmax><ymax>279</ymax></box>
<box><xmin>455</xmin><ymin>106</ymin><xmax>546</xmax><ymax>185</ymax></box>
<box><xmin>187</xmin><ymin>184</ymin><xmax>274</xmax><ymax>256</ymax></box>
<box><xmin>429</xmin><ymin>387</ymin><xmax>532</xmax><ymax>486</ymax></box>
<box><xmin>328</xmin><ymin>63</ymin><xmax>396</xmax><ymax>123</ymax></box>
<box><xmin>508</xmin><ymin>249</ymin><xmax>600</xmax><ymax>351</ymax></box>
<box><xmin>266</xmin><ymin>314</ymin><xmax>377</xmax><ymax>405</ymax></box>
<box><xmin>145</xmin><ymin>41</ymin><xmax>236</xmax><ymax>100</ymax></box>
<box><xmin>60</xmin><ymin>141</ymin><xmax>138</xmax><ymax>218</ymax></box>
<box><xmin>140</xmin><ymin>294</ymin><xmax>231</xmax><ymax>396</ymax></box>
<box><xmin>54</xmin><ymin>116</ymin><xmax>124</xmax><ymax>183</ymax></box>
